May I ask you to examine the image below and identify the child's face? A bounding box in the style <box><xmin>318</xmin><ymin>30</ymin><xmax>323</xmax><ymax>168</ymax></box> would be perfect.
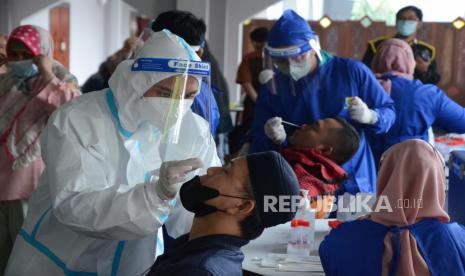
<box><xmin>288</xmin><ymin>118</ymin><xmax>342</xmax><ymax>149</ymax></box>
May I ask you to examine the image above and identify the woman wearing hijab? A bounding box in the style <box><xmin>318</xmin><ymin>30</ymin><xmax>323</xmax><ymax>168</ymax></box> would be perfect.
<box><xmin>368</xmin><ymin>38</ymin><xmax>465</xmax><ymax>164</ymax></box>
<box><xmin>319</xmin><ymin>139</ymin><xmax>465</xmax><ymax>276</ymax></box>
<box><xmin>0</xmin><ymin>25</ymin><xmax>79</xmax><ymax>273</ymax></box>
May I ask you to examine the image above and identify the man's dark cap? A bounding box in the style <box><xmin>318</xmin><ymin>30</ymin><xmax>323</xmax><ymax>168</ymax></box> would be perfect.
<box><xmin>246</xmin><ymin>151</ymin><xmax>300</xmax><ymax>228</ymax></box>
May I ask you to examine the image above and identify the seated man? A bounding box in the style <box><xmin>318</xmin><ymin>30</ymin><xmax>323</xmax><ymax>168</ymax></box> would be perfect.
<box><xmin>279</xmin><ymin>117</ymin><xmax>360</xmax><ymax>218</ymax></box>
<box><xmin>148</xmin><ymin>151</ymin><xmax>300</xmax><ymax>276</ymax></box>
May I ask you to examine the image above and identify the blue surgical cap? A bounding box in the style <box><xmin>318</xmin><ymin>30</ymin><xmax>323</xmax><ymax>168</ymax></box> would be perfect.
<box><xmin>268</xmin><ymin>10</ymin><xmax>316</xmax><ymax>48</ymax></box>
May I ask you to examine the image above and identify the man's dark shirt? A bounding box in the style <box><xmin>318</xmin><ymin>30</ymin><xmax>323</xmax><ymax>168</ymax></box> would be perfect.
<box><xmin>148</xmin><ymin>234</ymin><xmax>248</xmax><ymax>276</ymax></box>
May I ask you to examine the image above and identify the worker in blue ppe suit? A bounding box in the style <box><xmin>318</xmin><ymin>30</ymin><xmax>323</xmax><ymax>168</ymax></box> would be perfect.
<box><xmin>319</xmin><ymin>140</ymin><xmax>465</xmax><ymax>276</ymax></box>
<box><xmin>250</xmin><ymin>10</ymin><xmax>395</xmax><ymax>194</ymax></box>
<box><xmin>5</xmin><ymin>30</ymin><xmax>221</xmax><ymax>276</ymax></box>
<box><xmin>369</xmin><ymin>38</ymin><xmax>465</xmax><ymax>163</ymax></box>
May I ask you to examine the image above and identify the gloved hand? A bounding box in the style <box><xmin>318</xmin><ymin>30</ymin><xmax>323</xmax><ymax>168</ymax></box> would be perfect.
<box><xmin>258</xmin><ymin>69</ymin><xmax>274</xmax><ymax>84</ymax></box>
<box><xmin>348</xmin><ymin>97</ymin><xmax>378</xmax><ymax>125</ymax></box>
<box><xmin>264</xmin><ymin>117</ymin><xmax>286</xmax><ymax>145</ymax></box>
<box><xmin>154</xmin><ymin>158</ymin><xmax>204</xmax><ymax>200</ymax></box>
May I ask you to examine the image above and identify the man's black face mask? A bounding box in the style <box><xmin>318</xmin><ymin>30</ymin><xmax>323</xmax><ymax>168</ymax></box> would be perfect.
<box><xmin>179</xmin><ymin>176</ymin><xmax>251</xmax><ymax>217</ymax></box>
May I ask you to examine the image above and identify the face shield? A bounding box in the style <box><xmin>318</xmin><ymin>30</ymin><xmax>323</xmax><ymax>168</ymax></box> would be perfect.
<box><xmin>132</xmin><ymin>57</ymin><xmax>211</xmax><ymax>146</ymax></box>
<box><xmin>109</xmin><ymin>29</ymin><xmax>214</xmax><ymax>181</ymax></box>
<box><xmin>261</xmin><ymin>37</ymin><xmax>322</xmax><ymax>96</ymax></box>
<box><xmin>104</xmin><ymin>31</ymin><xmax>219</xmax><ymax>239</ymax></box>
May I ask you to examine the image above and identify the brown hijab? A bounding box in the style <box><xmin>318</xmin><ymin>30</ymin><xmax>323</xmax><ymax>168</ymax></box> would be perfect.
<box><xmin>369</xmin><ymin>140</ymin><xmax>449</xmax><ymax>276</ymax></box>
<box><xmin>372</xmin><ymin>38</ymin><xmax>416</xmax><ymax>94</ymax></box>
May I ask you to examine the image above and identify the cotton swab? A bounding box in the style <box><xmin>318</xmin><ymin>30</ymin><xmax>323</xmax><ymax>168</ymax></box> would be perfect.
<box><xmin>282</xmin><ymin>120</ymin><xmax>301</xmax><ymax>128</ymax></box>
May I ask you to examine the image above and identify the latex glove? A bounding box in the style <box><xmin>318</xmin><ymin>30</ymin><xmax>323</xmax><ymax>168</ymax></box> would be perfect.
<box><xmin>264</xmin><ymin>117</ymin><xmax>286</xmax><ymax>145</ymax></box>
<box><xmin>154</xmin><ymin>158</ymin><xmax>204</xmax><ymax>200</ymax></box>
<box><xmin>258</xmin><ymin>69</ymin><xmax>274</xmax><ymax>84</ymax></box>
<box><xmin>348</xmin><ymin>97</ymin><xmax>378</xmax><ymax>125</ymax></box>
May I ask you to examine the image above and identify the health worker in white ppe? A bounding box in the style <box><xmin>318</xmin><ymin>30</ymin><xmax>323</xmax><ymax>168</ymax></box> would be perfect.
<box><xmin>5</xmin><ymin>30</ymin><xmax>221</xmax><ymax>276</ymax></box>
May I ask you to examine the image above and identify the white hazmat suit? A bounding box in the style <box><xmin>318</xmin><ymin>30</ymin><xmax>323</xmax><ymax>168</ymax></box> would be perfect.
<box><xmin>5</xmin><ymin>31</ymin><xmax>220</xmax><ymax>276</ymax></box>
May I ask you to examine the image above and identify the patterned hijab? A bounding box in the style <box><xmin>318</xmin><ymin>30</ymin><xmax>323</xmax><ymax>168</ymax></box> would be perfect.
<box><xmin>0</xmin><ymin>25</ymin><xmax>79</xmax><ymax>170</ymax></box>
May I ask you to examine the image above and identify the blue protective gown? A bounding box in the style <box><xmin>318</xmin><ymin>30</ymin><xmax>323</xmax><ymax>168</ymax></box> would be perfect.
<box><xmin>250</xmin><ymin>57</ymin><xmax>396</xmax><ymax>193</ymax></box>
<box><xmin>191</xmin><ymin>81</ymin><xmax>220</xmax><ymax>135</ymax></box>
<box><xmin>370</xmin><ymin>75</ymin><xmax>465</xmax><ymax>163</ymax></box>
<box><xmin>319</xmin><ymin>218</ymin><xmax>465</xmax><ymax>276</ymax></box>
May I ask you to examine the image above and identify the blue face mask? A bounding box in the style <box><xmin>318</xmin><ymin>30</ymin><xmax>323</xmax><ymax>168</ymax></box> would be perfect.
<box><xmin>396</xmin><ymin>20</ymin><xmax>418</xmax><ymax>37</ymax></box>
<box><xmin>8</xmin><ymin>60</ymin><xmax>39</xmax><ymax>79</ymax></box>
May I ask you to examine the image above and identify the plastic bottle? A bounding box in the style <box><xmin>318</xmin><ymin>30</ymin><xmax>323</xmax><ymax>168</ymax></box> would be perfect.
<box><xmin>302</xmin><ymin>190</ymin><xmax>316</xmax><ymax>246</ymax></box>
<box><xmin>287</xmin><ymin>190</ymin><xmax>315</xmax><ymax>255</ymax></box>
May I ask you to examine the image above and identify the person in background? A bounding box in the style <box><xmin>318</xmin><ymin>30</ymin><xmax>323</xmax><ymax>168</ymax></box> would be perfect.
<box><xmin>229</xmin><ymin>27</ymin><xmax>268</xmax><ymax>156</ymax></box>
<box><xmin>251</xmin><ymin>10</ymin><xmax>395</xmax><ymax>195</ymax></box>
<box><xmin>236</xmin><ymin>27</ymin><xmax>268</xmax><ymax>131</ymax></box>
<box><xmin>0</xmin><ymin>34</ymin><xmax>8</xmax><ymax>74</ymax></box>
<box><xmin>152</xmin><ymin>10</ymin><xmax>220</xmax><ymax>136</ymax></box>
<box><xmin>281</xmin><ymin>117</ymin><xmax>360</xmax><ymax>218</ymax></box>
<box><xmin>0</xmin><ymin>25</ymin><xmax>80</xmax><ymax>275</ymax></box>
<box><xmin>369</xmin><ymin>38</ymin><xmax>465</xmax><ymax>164</ymax></box>
<box><xmin>148</xmin><ymin>151</ymin><xmax>300</xmax><ymax>276</ymax></box>
<box><xmin>81</xmin><ymin>36</ymin><xmax>142</xmax><ymax>93</ymax></box>
<box><xmin>362</xmin><ymin>5</ymin><xmax>440</xmax><ymax>85</ymax></box>
<box><xmin>319</xmin><ymin>139</ymin><xmax>465</xmax><ymax>276</ymax></box>
<box><xmin>5</xmin><ymin>30</ymin><xmax>220</xmax><ymax>276</ymax></box>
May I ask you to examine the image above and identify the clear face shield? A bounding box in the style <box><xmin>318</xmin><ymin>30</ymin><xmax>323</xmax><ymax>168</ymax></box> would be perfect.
<box><xmin>261</xmin><ymin>37</ymin><xmax>322</xmax><ymax>96</ymax></box>
<box><xmin>132</xmin><ymin>57</ymin><xmax>212</xmax><ymax>145</ymax></box>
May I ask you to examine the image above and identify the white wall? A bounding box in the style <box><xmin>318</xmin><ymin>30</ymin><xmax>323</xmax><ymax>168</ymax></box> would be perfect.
<box><xmin>103</xmin><ymin>0</ymin><xmax>123</xmax><ymax>58</ymax></box>
<box><xmin>68</xmin><ymin>0</ymin><xmax>105</xmax><ymax>85</ymax></box>
<box><xmin>208</xmin><ymin>0</ymin><xmax>226</xmax><ymax>68</ymax></box>
<box><xmin>9</xmin><ymin>0</ymin><xmax>61</xmax><ymax>30</ymax></box>
<box><xmin>121</xmin><ymin>1</ymin><xmax>137</xmax><ymax>41</ymax></box>
<box><xmin>123</xmin><ymin>0</ymin><xmax>176</xmax><ymax>20</ymax></box>
<box><xmin>0</xmin><ymin>0</ymin><xmax>11</xmax><ymax>35</ymax></box>
<box><xmin>21</xmin><ymin>8</ymin><xmax>50</xmax><ymax>31</ymax></box>
<box><xmin>323</xmin><ymin>0</ymin><xmax>353</xmax><ymax>20</ymax></box>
